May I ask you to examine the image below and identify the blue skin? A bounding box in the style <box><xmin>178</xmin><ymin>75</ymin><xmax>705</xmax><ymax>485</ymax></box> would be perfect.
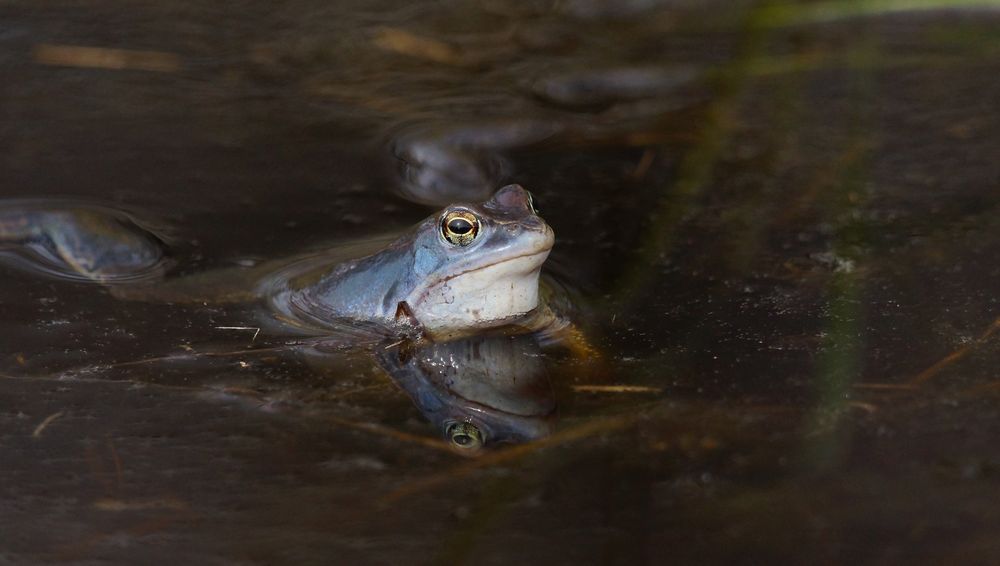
<box><xmin>284</xmin><ymin>184</ymin><xmax>552</xmax><ymax>334</ymax></box>
<box><xmin>0</xmin><ymin>188</ymin><xmax>552</xmax><ymax>342</ymax></box>
<box><xmin>0</xmin><ymin>205</ymin><xmax>164</xmax><ymax>281</ymax></box>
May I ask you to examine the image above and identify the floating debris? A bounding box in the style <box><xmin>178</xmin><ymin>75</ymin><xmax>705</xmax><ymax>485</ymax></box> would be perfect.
<box><xmin>372</xmin><ymin>27</ymin><xmax>470</xmax><ymax>67</ymax></box>
<box><xmin>214</xmin><ymin>326</ymin><xmax>262</xmax><ymax>342</ymax></box>
<box><xmin>33</xmin><ymin>44</ymin><xmax>181</xmax><ymax>72</ymax></box>
<box><xmin>32</xmin><ymin>411</ymin><xmax>65</xmax><ymax>438</ymax></box>
<box><xmin>571</xmin><ymin>384</ymin><xmax>664</xmax><ymax>394</ymax></box>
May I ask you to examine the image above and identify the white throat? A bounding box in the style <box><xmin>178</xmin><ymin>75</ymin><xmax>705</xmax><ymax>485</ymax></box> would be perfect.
<box><xmin>406</xmin><ymin>251</ymin><xmax>549</xmax><ymax>333</ymax></box>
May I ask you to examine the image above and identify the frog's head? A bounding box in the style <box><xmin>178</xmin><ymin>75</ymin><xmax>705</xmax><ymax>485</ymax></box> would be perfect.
<box><xmin>403</xmin><ymin>184</ymin><xmax>554</xmax><ymax>337</ymax></box>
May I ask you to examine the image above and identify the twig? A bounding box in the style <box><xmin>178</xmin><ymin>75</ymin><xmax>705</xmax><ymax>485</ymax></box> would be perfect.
<box><xmin>107</xmin><ymin>344</ymin><xmax>297</xmax><ymax>368</ymax></box>
<box><xmin>629</xmin><ymin>149</ymin><xmax>656</xmax><ymax>180</ymax></box>
<box><xmin>572</xmin><ymin>385</ymin><xmax>663</xmax><ymax>394</ymax></box>
<box><xmin>215</xmin><ymin>326</ymin><xmax>261</xmax><ymax>342</ymax></box>
<box><xmin>853</xmin><ymin>382</ymin><xmax>917</xmax><ymax>390</ymax></box>
<box><xmin>322</xmin><ymin>414</ymin><xmax>455</xmax><ymax>453</ymax></box>
<box><xmin>33</xmin><ymin>44</ymin><xmax>181</xmax><ymax>72</ymax></box>
<box><xmin>32</xmin><ymin>411</ymin><xmax>65</xmax><ymax>438</ymax></box>
<box><xmin>909</xmin><ymin>315</ymin><xmax>1000</xmax><ymax>386</ymax></box>
<box><xmin>372</xmin><ymin>27</ymin><xmax>470</xmax><ymax>67</ymax></box>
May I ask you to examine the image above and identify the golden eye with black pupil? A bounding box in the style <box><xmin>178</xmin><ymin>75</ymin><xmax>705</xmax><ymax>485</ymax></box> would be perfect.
<box><xmin>441</xmin><ymin>210</ymin><xmax>480</xmax><ymax>246</ymax></box>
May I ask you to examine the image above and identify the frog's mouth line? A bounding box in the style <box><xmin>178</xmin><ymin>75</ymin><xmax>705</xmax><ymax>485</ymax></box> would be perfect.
<box><xmin>410</xmin><ymin>248</ymin><xmax>551</xmax><ymax>304</ymax></box>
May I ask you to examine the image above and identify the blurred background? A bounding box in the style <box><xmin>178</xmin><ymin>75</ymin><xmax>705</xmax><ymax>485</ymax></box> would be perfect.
<box><xmin>1</xmin><ymin>1</ymin><xmax>999</xmax><ymax>564</ymax></box>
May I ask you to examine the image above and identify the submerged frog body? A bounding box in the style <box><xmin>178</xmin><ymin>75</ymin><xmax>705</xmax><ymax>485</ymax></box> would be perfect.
<box><xmin>0</xmin><ymin>201</ymin><xmax>167</xmax><ymax>283</ymax></box>
<box><xmin>269</xmin><ymin>184</ymin><xmax>554</xmax><ymax>339</ymax></box>
<box><xmin>391</xmin><ymin>120</ymin><xmax>563</xmax><ymax>205</ymax></box>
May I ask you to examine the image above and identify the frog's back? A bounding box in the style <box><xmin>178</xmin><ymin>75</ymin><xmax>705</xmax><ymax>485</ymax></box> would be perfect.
<box><xmin>0</xmin><ymin>200</ymin><xmax>167</xmax><ymax>283</ymax></box>
<box><xmin>112</xmin><ymin>234</ymin><xmax>401</xmax><ymax>306</ymax></box>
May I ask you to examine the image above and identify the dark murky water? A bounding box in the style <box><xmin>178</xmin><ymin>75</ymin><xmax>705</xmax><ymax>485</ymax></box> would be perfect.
<box><xmin>2</xmin><ymin>1</ymin><xmax>1000</xmax><ymax>564</ymax></box>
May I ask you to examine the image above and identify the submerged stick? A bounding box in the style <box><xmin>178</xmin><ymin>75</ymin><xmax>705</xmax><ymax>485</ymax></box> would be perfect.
<box><xmin>571</xmin><ymin>385</ymin><xmax>663</xmax><ymax>394</ymax></box>
<box><xmin>32</xmin><ymin>411</ymin><xmax>65</xmax><ymax>438</ymax></box>
<box><xmin>909</xmin><ymin>315</ymin><xmax>1000</xmax><ymax>386</ymax></box>
<box><xmin>33</xmin><ymin>44</ymin><xmax>181</xmax><ymax>72</ymax></box>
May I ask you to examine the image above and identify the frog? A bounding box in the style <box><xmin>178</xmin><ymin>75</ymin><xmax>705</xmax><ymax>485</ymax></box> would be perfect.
<box><xmin>253</xmin><ymin>183</ymin><xmax>558</xmax><ymax>341</ymax></box>
<box><xmin>4</xmin><ymin>187</ymin><xmax>591</xmax><ymax>453</ymax></box>
<box><xmin>0</xmin><ymin>200</ymin><xmax>168</xmax><ymax>283</ymax></box>
<box><xmin>385</xmin><ymin>66</ymin><xmax>703</xmax><ymax>206</ymax></box>
<box><xmin>98</xmin><ymin>184</ymin><xmax>564</xmax><ymax>345</ymax></box>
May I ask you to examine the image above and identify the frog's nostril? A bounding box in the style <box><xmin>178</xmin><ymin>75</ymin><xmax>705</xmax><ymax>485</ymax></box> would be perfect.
<box><xmin>521</xmin><ymin>217</ymin><xmax>544</xmax><ymax>232</ymax></box>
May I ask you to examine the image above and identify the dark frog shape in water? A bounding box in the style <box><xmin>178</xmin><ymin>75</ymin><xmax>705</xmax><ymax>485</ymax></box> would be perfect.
<box><xmin>267</xmin><ymin>184</ymin><xmax>555</xmax><ymax>339</ymax></box>
<box><xmin>0</xmin><ymin>200</ymin><xmax>168</xmax><ymax>283</ymax></box>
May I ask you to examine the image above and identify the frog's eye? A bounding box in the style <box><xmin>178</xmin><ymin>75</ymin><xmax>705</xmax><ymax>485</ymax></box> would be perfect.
<box><xmin>447</xmin><ymin>421</ymin><xmax>484</xmax><ymax>450</ymax></box>
<box><xmin>441</xmin><ymin>210</ymin><xmax>480</xmax><ymax>246</ymax></box>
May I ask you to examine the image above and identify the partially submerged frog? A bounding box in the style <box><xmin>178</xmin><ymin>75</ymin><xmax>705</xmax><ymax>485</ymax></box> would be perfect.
<box><xmin>263</xmin><ymin>183</ymin><xmax>557</xmax><ymax>341</ymax></box>
<box><xmin>0</xmin><ymin>200</ymin><xmax>167</xmax><ymax>283</ymax></box>
<box><xmin>102</xmin><ymin>184</ymin><xmax>563</xmax><ymax>343</ymax></box>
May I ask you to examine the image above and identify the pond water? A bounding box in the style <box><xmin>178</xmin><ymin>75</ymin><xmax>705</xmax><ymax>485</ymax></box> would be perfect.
<box><xmin>2</xmin><ymin>1</ymin><xmax>999</xmax><ymax>564</ymax></box>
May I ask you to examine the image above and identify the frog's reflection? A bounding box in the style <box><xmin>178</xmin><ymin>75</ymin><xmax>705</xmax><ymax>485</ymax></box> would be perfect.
<box><xmin>377</xmin><ymin>335</ymin><xmax>556</xmax><ymax>450</ymax></box>
<box><xmin>386</xmin><ymin>66</ymin><xmax>703</xmax><ymax>205</ymax></box>
<box><xmin>0</xmin><ymin>200</ymin><xmax>168</xmax><ymax>283</ymax></box>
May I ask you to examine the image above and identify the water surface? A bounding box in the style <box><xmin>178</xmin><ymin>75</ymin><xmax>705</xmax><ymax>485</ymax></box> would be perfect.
<box><xmin>2</xmin><ymin>1</ymin><xmax>999</xmax><ymax>564</ymax></box>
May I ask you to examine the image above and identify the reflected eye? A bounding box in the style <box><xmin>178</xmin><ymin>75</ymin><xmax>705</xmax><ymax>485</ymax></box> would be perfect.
<box><xmin>441</xmin><ymin>210</ymin><xmax>480</xmax><ymax>246</ymax></box>
<box><xmin>447</xmin><ymin>422</ymin><xmax>484</xmax><ymax>450</ymax></box>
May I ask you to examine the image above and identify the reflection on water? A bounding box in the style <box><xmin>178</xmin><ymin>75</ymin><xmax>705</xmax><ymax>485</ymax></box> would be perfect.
<box><xmin>376</xmin><ymin>336</ymin><xmax>556</xmax><ymax>450</ymax></box>
<box><xmin>530</xmin><ymin>65</ymin><xmax>701</xmax><ymax>110</ymax></box>
<box><xmin>2</xmin><ymin>0</ymin><xmax>1000</xmax><ymax>563</ymax></box>
<box><xmin>386</xmin><ymin>66</ymin><xmax>702</xmax><ymax>206</ymax></box>
<box><xmin>390</xmin><ymin>119</ymin><xmax>563</xmax><ymax>204</ymax></box>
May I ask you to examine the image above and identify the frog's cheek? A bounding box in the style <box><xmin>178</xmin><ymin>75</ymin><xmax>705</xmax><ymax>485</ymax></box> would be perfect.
<box><xmin>406</xmin><ymin>252</ymin><xmax>548</xmax><ymax>334</ymax></box>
